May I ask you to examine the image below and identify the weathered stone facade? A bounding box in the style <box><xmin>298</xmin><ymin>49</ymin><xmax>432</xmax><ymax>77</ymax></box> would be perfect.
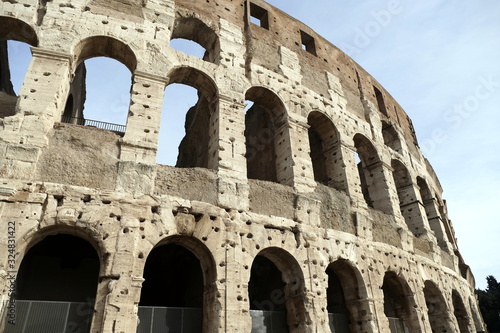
<box><xmin>0</xmin><ymin>0</ymin><xmax>486</xmax><ymax>332</ymax></box>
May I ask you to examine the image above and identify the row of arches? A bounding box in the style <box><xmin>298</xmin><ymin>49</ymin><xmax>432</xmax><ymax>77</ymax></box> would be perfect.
<box><xmin>10</xmin><ymin>231</ymin><xmax>478</xmax><ymax>332</ymax></box>
<box><xmin>1</xmin><ymin>16</ymin><xmax>453</xmax><ymax>248</ymax></box>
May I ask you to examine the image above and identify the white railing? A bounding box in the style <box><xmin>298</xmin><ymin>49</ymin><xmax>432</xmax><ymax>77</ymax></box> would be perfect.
<box><xmin>1</xmin><ymin>300</ymin><xmax>93</xmax><ymax>333</ymax></box>
<box><xmin>137</xmin><ymin>306</ymin><xmax>202</xmax><ymax>333</ymax></box>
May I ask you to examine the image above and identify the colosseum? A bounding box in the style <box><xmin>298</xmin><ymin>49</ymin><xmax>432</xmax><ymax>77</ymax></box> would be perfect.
<box><xmin>0</xmin><ymin>0</ymin><xmax>487</xmax><ymax>332</ymax></box>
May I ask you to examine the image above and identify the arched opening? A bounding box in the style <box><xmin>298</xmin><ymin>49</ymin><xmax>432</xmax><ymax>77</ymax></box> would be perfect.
<box><xmin>382</xmin><ymin>272</ymin><xmax>417</xmax><ymax>332</ymax></box>
<box><xmin>15</xmin><ymin>234</ymin><xmax>99</xmax><ymax>332</ymax></box>
<box><xmin>353</xmin><ymin>134</ymin><xmax>380</xmax><ymax>208</ymax></box>
<box><xmin>391</xmin><ymin>160</ymin><xmax>422</xmax><ymax>236</ymax></box>
<box><xmin>157</xmin><ymin>67</ymin><xmax>218</xmax><ymax>168</ymax></box>
<box><xmin>171</xmin><ymin>17</ymin><xmax>220</xmax><ymax>64</ymax></box>
<box><xmin>452</xmin><ymin>290</ymin><xmax>470</xmax><ymax>333</ymax></box>
<box><xmin>245</xmin><ymin>87</ymin><xmax>288</xmax><ymax>184</ymax></box>
<box><xmin>326</xmin><ymin>260</ymin><xmax>365</xmax><ymax>333</ymax></box>
<box><xmin>61</xmin><ymin>36</ymin><xmax>137</xmax><ymax>135</ymax></box>
<box><xmin>0</xmin><ymin>17</ymin><xmax>38</xmax><ymax>118</ymax></box>
<box><xmin>248</xmin><ymin>248</ymin><xmax>306</xmax><ymax>332</ymax></box>
<box><xmin>382</xmin><ymin>121</ymin><xmax>402</xmax><ymax>152</ymax></box>
<box><xmin>423</xmin><ymin>281</ymin><xmax>455</xmax><ymax>332</ymax></box>
<box><xmin>139</xmin><ymin>237</ymin><xmax>217</xmax><ymax>333</ymax></box>
<box><xmin>307</xmin><ymin>111</ymin><xmax>345</xmax><ymax>190</ymax></box>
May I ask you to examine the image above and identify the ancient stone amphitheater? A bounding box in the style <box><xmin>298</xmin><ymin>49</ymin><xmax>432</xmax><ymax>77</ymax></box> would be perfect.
<box><xmin>0</xmin><ymin>0</ymin><xmax>486</xmax><ymax>332</ymax></box>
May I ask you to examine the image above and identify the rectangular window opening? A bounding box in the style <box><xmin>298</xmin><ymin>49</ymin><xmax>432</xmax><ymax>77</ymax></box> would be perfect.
<box><xmin>374</xmin><ymin>86</ymin><xmax>388</xmax><ymax>117</ymax></box>
<box><xmin>250</xmin><ymin>3</ymin><xmax>269</xmax><ymax>30</ymax></box>
<box><xmin>300</xmin><ymin>30</ymin><xmax>317</xmax><ymax>56</ymax></box>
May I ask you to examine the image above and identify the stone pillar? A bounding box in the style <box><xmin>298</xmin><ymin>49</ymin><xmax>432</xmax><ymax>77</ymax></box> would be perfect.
<box><xmin>322</xmin><ymin>141</ymin><xmax>349</xmax><ymax>192</ymax></box>
<box><xmin>117</xmin><ymin>72</ymin><xmax>167</xmax><ymax>195</ymax></box>
<box><xmin>365</xmin><ymin>161</ymin><xmax>400</xmax><ymax>215</ymax></box>
<box><xmin>339</xmin><ymin>143</ymin><xmax>367</xmax><ymax>206</ymax></box>
<box><xmin>285</xmin><ymin>113</ymin><xmax>316</xmax><ymax>193</ymax></box>
<box><xmin>214</xmin><ymin>94</ymin><xmax>249</xmax><ymax>210</ymax></box>
<box><xmin>274</xmin><ymin>116</ymin><xmax>295</xmax><ymax>187</ymax></box>
<box><xmin>422</xmin><ymin>197</ymin><xmax>454</xmax><ymax>253</ymax></box>
<box><xmin>97</xmin><ymin>223</ymin><xmax>142</xmax><ymax>333</ymax></box>
<box><xmin>345</xmin><ymin>298</ymin><xmax>378</xmax><ymax>332</ymax></box>
<box><xmin>0</xmin><ymin>48</ymin><xmax>72</xmax><ymax>181</ymax></box>
<box><xmin>397</xmin><ymin>183</ymin><xmax>432</xmax><ymax>237</ymax></box>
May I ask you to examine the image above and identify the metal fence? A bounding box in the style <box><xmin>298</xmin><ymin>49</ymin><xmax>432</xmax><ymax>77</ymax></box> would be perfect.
<box><xmin>1</xmin><ymin>300</ymin><xmax>93</xmax><ymax>333</ymax></box>
<box><xmin>388</xmin><ymin>317</ymin><xmax>409</xmax><ymax>333</ymax></box>
<box><xmin>328</xmin><ymin>313</ymin><xmax>350</xmax><ymax>332</ymax></box>
<box><xmin>61</xmin><ymin>116</ymin><xmax>126</xmax><ymax>135</ymax></box>
<box><xmin>137</xmin><ymin>306</ymin><xmax>202</xmax><ymax>333</ymax></box>
<box><xmin>249</xmin><ymin>310</ymin><xmax>288</xmax><ymax>333</ymax></box>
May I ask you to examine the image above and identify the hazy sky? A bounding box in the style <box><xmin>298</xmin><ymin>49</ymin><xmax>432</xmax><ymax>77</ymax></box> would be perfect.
<box><xmin>6</xmin><ymin>0</ymin><xmax>500</xmax><ymax>289</ymax></box>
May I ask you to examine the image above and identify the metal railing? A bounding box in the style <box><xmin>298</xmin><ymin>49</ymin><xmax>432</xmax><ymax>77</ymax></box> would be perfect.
<box><xmin>249</xmin><ymin>310</ymin><xmax>288</xmax><ymax>333</ymax></box>
<box><xmin>328</xmin><ymin>313</ymin><xmax>350</xmax><ymax>332</ymax></box>
<box><xmin>61</xmin><ymin>116</ymin><xmax>126</xmax><ymax>135</ymax></box>
<box><xmin>137</xmin><ymin>306</ymin><xmax>202</xmax><ymax>333</ymax></box>
<box><xmin>388</xmin><ymin>317</ymin><xmax>409</xmax><ymax>333</ymax></box>
<box><xmin>1</xmin><ymin>300</ymin><xmax>93</xmax><ymax>333</ymax></box>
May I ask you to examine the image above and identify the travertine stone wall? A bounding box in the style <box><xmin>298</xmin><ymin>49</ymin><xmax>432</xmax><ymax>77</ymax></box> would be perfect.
<box><xmin>0</xmin><ymin>0</ymin><xmax>485</xmax><ymax>332</ymax></box>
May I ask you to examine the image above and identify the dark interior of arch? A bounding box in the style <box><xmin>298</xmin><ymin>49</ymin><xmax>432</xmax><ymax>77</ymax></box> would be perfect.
<box><xmin>163</xmin><ymin>67</ymin><xmax>217</xmax><ymax>168</ymax></box>
<box><xmin>248</xmin><ymin>255</ymin><xmax>287</xmax><ymax>313</ymax></box>
<box><xmin>382</xmin><ymin>121</ymin><xmax>402</xmax><ymax>152</ymax></box>
<box><xmin>382</xmin><ymin>273</ymin><xmax>410</xmax><ymax>320</ymax></box>
<box><xmin>140</xmin><ymin>243</ymin><xmax>204</xmax><ymax>308</ymax></box>
<box><xmin>171</xmin><ymin>17</ymin><xmax>219</xmax><ymax>64</ymax></box>
<box><xmin>245</xmin><ymin>88</ymin><xmax>285</xmax><ymax>183</ymax></box>
<box><xmin>326</xmin><ymin>268</ymin><xmax>349</xmax><ymax>315</ymax></box>
<box><xmin>62</xmin><ymin>63</ymin><xmax>86</xmax><ymax>123</ymax></box>
<box><xmin>452</xmin><ymin>291</ymin><xmax>470</xmax><ymax>333</ymax></box>
<box><xmin>17</xmin><ymin>234</ymin><xmax>99</xmax><ymax>302</ymax></box>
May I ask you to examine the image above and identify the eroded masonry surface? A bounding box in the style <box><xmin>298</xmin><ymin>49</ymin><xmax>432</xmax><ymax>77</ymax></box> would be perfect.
<box><xmin>0</xmin><ymin>0</ymin><xmax>486</xmax><ymax>332</ymax></box>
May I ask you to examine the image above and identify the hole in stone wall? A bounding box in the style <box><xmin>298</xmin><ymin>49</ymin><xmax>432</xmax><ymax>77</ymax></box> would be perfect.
<box><xmin>140</xmin><ymin>243</ymin><xmax>204</xmax><ymax>308</ymax></box>
<box><xmin>157</xmin><ymin>83</ymin><xmax>208</xmax><ymax>167</ymax></box>
<box><xmin>171</xmin><ymin>17</ymin><xmax>220</xmax><ymax>64</ymax></box>
<box><xmin>17</xmin><ymin>234</ymin><xmax>99</xmax><ymax>303</ymax></box>
<box><xmin>374</xmin><ymin>86</ymin><xmax>388</xmax><ymax>117</ymax></box>
<box><xmin>170</xmin><ymin>38</ymin><xmax>207</xmax><ymax>60</ymax></box>
<box><xmin>300</xmin><ymin>30</ymin><xmax>316</xmax><ymax>56</ymax></box>
<box><xmin>249</xmin><ymin>2</ymin><xmax>269</xmax><ymax>29</ymax></box>
<box><xmin>65</xmin><ymin>57</ymin><xmax>131</xmax><ymax>128</ymax></box>
<box><xmin>0</xmin><ymin>40</ymin><xmax>32</xmax><ymax>118</ymax></box>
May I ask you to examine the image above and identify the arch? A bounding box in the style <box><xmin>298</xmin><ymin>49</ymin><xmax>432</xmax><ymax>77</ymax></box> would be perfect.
<box><xmin>15</xmin><ymin>233</ymin><xmax>100</xmax><ymax>332</ymax></box>
<box><xmin>382</xmin><ymin>271</ymin><xmax>419</xmax><ymax>332</ymax></box>
<box><xmin>73</xmin><ymin>36</ymin><xmax>137</xmax><ymax>72</ymax></box>
<box><xmin>382</xmin><ymin>121</ymin><xmax>402</xmax><ymax>152</ymax></box>
<box><xmin>171</xmin><ymin>16</ymin><xmax>220</xmax><ymax>64</ymax></box>
<box><xmin>248</xmin><ymin>247</ymin><xmax>307</xmax><ymax>332</ymax></box>
<box><xmin>423</xmin><ymin>281</ymin><xmax>455</xmax><ymax>332</ymax></box>
<box><xmin>139</xmin><ymin>235</ymin><xmax>218</xmax><ymax>332</ymax></box>
<box><xmin>307</xmin><ymin>111</ymin><xmax>345</xmax><ymax>190</ymax></box>
<box><xmin>326</xmin><ymin>259</ymin><xmax>369</xmax><ymax>332</ymax></box>
<box><xmin>245</xmin><ymin>86</ymin><xmax>288</xmax><ymax>183</ymax></box>
<box><xmin>0</xmin><ymin>16</ymin><xmax>38</xmax><ymax>46</ymax></box>
<box><xmin>452</xmin><ymin>290</ymin><xmax>470</xmax><ymax>333</ymax></box>
<box><xmin>353</xmin><ymin>134</ymin><xmax>380</xmax><ymax>208</ymax></box>
<box><xmin>159</xmin><ymin>66</ymin><xmax>219</xmax><ymax>168</ymax></box>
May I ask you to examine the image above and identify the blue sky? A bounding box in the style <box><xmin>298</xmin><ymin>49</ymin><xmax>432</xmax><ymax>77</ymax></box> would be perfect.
<box><xmin>7</xmin><ymin>0</ymin><xmax>500</xmax><ymax>289</ymax></box>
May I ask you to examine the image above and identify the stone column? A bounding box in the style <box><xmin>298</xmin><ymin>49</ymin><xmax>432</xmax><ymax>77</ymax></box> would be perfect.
<box><xmin>284</xmin><ymin>113</ymin><xmax>317</xmax><ymax>193</ymax></box>
<box><xmin>117</xmin><ymin>71</ymin><xmax>167</xmax><ymax>195</ymax></box>
<box><xmin>0</xmin><ymin>48</ymin><xmax>71</xmax><ymax>181</ymax></box>
<box><xmin>365</xmin><ymin>161</ymin><xmax>400</xmax><ymax>215</ymax></box>
<box><xmin>215</xmin><ymin>94</ymin><xmax>249</xmax><ymax>210</ymax></box>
